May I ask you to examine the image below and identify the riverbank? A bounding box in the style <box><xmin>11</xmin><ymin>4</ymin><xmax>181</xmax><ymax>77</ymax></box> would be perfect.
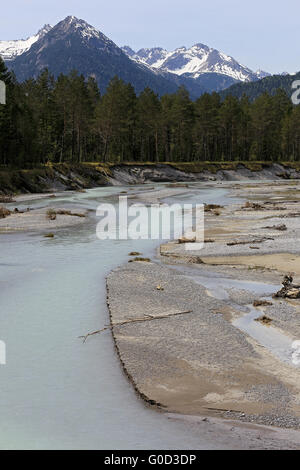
<box><xmin>2</xmin><ymin>162</ymin><xmax>300</xmax><ymax>234</ymax></box>
<box><xmin>1</xmin><ymin>161</ymin><xmax>300</xmax><ymax>196</ymax></box>
<box><xmin>107</xmin><ymin>180</ymin><xmax>300</xmax><ymax>447</ymax></box>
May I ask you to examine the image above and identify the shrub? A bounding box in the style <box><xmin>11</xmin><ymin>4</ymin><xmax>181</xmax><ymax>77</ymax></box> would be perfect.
<box><xmin>46</xmin><ymin>209</ymin><xmax>57</xmax><ymax>220</ymax></box>
<box><xmin>0</xmin><ymin>206</ymin><xmax>11</xmax><ymax>219</ymax></box>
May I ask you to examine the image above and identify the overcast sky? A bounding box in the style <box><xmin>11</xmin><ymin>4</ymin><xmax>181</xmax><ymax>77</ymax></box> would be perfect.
<box><xmin>1</xmin><ymin>0</ymin><xmax>299</xmax><ymax>74</ymax></box>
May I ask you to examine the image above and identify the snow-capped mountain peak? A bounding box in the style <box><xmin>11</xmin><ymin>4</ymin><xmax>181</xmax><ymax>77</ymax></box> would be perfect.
<box><xmin>5</xmin><ymin>16</ymin><xmax>177</xmax><ymax>96</ymax></box>
<box><xmin>122</xmin><ymin>44</ymin><xmax>270</xmax><ymax>83</ymax></box>
<box><xmin>0</xmin><ymin>16</ymin><xmax>118</xmax><ymax>63</ymax></box>
<box><xmin>55</xmin><ymin>16</ymin><xmax>103</xmax><ymax>40</ymax></box>
<box><xmin>0</xmin><ymin>24</ymin><xmax>52</xmax><ymax>61</ymax></box>
<box><xmin>0</xmin><ymin>16</ymin><xmax>273</xmax><ymax>98</ymax></box>
<box><xmin>255</xmin><ymin>69</ymin><xmax>271</xmax><ymax>79</ymax></box>
<box><xmin>45</xmin><ymin>16</ymin><xmax>119</xmax><ymax>53</ymax></box>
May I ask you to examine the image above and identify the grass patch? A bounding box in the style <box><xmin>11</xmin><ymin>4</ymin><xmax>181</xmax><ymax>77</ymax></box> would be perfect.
<box><xmin>166</xmin><ymin>161</ymin><xmax>273</xmax><ymax>174</ymax></box>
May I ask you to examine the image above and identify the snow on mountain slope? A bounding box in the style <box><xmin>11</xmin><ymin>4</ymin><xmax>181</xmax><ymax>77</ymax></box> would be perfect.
<box><xmin>122</xmin><ymin>44</ymin><xmax>270</xmax><ymax>83</ymax></box>
<box><xmin>256</xmin><ymin>69</ymin><xmax>272</xmax><ymax>80</ymax></box>
<box><xmin>51</xmin><ymin>15</ymin><xmax>116</xmax><ymax>47</ymax></box>
<box><xmin>1</xmin><ymin>16</ymin><xmax>271</xmax><ymax>96</ymax></box>
<box><xmin>8</xmin><ymin>16</ymin><xmax>195</xmax><ymax>97</ymax></box>
<box><xmin>0</xmin><ymin>24</ymin><xmax>52</xmax><ymax>61</ymax></box>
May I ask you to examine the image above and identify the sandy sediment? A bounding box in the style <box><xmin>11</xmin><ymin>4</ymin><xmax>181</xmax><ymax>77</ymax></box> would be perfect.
<box><xmin>107</xmin><ymin>180</ymin><xmax>300</xmax><ymax>448</ymax></box>
<box><xmin>107</xmin><ymin>260</ymin><xmax>300</xmax><ymax>448</ymax></box>
<box><xmin>159</xmin><ymin>181</ymin><xmax>300</xmax><ymax>337</ymax></box>
<box><xmin>107</xmin><ymin>262</ymin><xmax>300</xmax><ymax>415</ymax></box>
<box><xmin>0</xmin><ymin>206</ymin><xmax>87</xmax><ymax>232</ymax></box>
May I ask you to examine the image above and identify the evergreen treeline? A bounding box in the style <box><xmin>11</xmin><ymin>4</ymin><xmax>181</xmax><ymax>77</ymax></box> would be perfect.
<box><xmin>1</xmin><ymin>57</ymin><xmax>300</xmax><ymax>168</ymax></box>
<box><xmin>221</xmin><ymin>72</ymin><xmax>300</xmax><ymax>102</ymax></box>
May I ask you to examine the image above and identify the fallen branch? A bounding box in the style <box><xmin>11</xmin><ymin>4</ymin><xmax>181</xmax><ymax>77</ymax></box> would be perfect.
<box><xmin>79</xmin><ymin>310</ymin><xmax>193</xmax><ymax>343</ymax></box>
<box><xmin>227</xmin><ymin>237</ymin><xmax>274</xmax><ymax>246</ymax></box>
<box><xmin>204</xmin><ymin>406</ymin><xmax>243</xmax><ymax>413</ymax></box>
<box><xmin>273</xmin><ymin>275</ymin><xmax>300</xmax><ymax>299</ymax></box>
<box><xmin>262</xmin><ymin>224</ymin><xmax>287</xmax><ymax>231</ymax></box>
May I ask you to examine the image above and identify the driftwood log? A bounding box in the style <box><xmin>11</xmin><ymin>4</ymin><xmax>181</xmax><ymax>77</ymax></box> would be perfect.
<box><xmin>273</xmin><ymin>276</ymin><xmax>300</xmax><ymax>299</ymax></box>
<box><xmin>79</xmin><ymin>310</ymin><xmax>193</xmax><ymax>343</ymax></box>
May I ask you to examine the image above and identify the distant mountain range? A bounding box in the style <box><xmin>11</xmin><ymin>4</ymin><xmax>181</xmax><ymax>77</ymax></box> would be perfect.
<box><xmin>1</xmin><ymin>17</ymin><xmax>208</xmax><ymax>98</ymax></box>
<box><xmin>122</xmin><ymin>45</ymin><xmax>270</xmax><ymax>83</ymax></box>
<box><xmin>0</xmin><ymin>24</ymin><xmax>52</xmax><ymax>61</ymax></box>
<box><xmin>0</xmin><ymin>16</ymin><xmax>291</xmax><ymax>99</ymax></box>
